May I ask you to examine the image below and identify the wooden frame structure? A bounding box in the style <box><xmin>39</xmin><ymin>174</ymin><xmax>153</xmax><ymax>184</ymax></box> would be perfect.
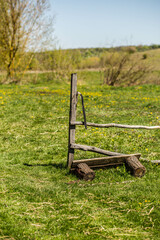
<box><xmin>67</xmin><ymin>73</ymin><xmax>159</xmax><ymax>178</ymax></box>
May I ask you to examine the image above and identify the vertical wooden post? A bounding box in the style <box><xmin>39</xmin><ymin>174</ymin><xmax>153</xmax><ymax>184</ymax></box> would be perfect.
<box><xmin>67</xmin><ymin>73</ymin><xmax>77</xmax><ymax>168</ymax></box>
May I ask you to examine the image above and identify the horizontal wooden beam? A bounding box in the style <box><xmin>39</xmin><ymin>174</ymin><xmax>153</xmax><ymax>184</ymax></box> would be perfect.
<box><xmin>141</xmin><ymin>158</ymin><xmax>160</xmax><ymax>165</ymax></box>
<box><xmin>71</xmin><ymin>121</ymin><xmax>160</xmax><ymax>130</ymax></box>
<box><xmin>71</xmin><ymin>154</ymin><xmax>141</xmax><ymax>170</ymax></box>
<box><xmin>70</xmin><ymin>143</ymin><xmax>123</xmax><ymax>156</ymax></box>
<box><xmin>151</xmin><ymin>160</ymin><xmax>160</xmax><ymax>164</ymax></box>
<box><xmin>71</xmin><ymin>143</ymin><xmax>140</xmax><ymax>158</ymax></box>
<box><xmin>71</xmin><ymin>163</ymin><xmax>122</xmax><ymax>171</ymax></box>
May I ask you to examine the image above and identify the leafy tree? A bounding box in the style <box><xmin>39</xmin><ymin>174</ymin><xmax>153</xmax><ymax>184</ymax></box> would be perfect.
<box><xmin>0</xmin><ymin>0</ymin><xmax>54</xmax><ymax>83</ymax></box>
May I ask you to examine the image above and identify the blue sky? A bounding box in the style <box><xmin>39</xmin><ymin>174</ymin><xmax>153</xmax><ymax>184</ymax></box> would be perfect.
<box><xmin>50</xmin><ymin>0</ymin><xmax>160</xmax><ymax>49</ymax></box>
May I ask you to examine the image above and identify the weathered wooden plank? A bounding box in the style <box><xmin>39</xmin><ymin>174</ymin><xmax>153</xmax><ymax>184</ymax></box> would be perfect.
<box><xmin>67</xmin><ymin>73</ymin><xmax>78</xmax><ymax>168</ymax></box>
<box><xmin>71</xmin><ymin>121</ymin><xmax>160</xmax><ymax>130</ymax></box>
<box><xmin>141</xmin><ymin>158</ymin><xmax>160</xmax><ymax>165</ymax></box>
<box><xmin>150</xmin><ymin>160</ymin><xmax>160</xmax><ymax>164</ymax></box>
<box><xmin>71</xmin><ymin>143</ymin><xmax>125</xmax><ymax>156</ymax></box>
<box><xmin>71</xmin><ymin>163</ymin><xmax>122</xmax><ymax>171</ymax></box>
<box><xmin>71</xmin><ymin>154</ymin><xmax>141</xmax><ymax>169</ymax></box>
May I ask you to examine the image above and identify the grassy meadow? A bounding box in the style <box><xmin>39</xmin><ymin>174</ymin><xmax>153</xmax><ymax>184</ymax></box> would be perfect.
<box><xmin>0</xmin><ymin>71</ymin><xmax>160</xmax><ymax>239</ymax></box>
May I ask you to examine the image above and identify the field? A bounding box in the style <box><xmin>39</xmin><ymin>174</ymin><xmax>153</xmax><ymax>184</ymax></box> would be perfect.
<box><xmin>1</xmin><ymin>47</ymin><xmax>160</xmax><ymax>86</ymax></box>
<box><xmin>0</xmin><ymin>72</ymin><xmax>160</xmax><ymax>239</ymax></box>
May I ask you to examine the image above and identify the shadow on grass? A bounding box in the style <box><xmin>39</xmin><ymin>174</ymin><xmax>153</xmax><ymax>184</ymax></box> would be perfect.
<box><xmin>23</xmin><ymin>162</ymin><xmax>66</xmax><ymax>169</ymax></box>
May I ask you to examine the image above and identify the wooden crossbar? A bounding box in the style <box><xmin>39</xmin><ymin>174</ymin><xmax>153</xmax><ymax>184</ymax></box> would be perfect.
<box><xmin>71</xmin><ymin>154</ymin><xmax>141</xmax><ymax>170</ymax></box>
<box><xmin>71</xmin><ymin>143</ymin><xmax>125</xmax><ymax>156</ymax></box>
<box><xmin>71</xmin><ymin>121</ymin><xmax>160</xmax><ymax>130</ymax></box>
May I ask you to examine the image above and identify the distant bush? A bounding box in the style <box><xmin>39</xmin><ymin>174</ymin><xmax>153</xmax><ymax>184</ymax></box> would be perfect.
<box><xmin>142</xmin><ymin>54</ymin><xmax>148</xmax><ymax>60</ymax></box>
<box><xmin>150</xmin><ymin>44</ymin><xmax>160</xmax><ymax>49</ymax></box>
<box><xmin>126</xmin><ymin>46</ymin><xmax>137</xmax><ymax>54</ymax></box>
<box><xmin>51</xmin><ymin>49</ymin><xmax>77</xmax><ymax>80</ymax></box>
<box><xmin>102</xmin><ymin>52</ymin><xmax>150</xmax><ymax>86</ymax></box>
<box><xmin>28</xmin><ymin>49</ymin><xmax>82</xmax><ymax>80</ymax></box>
<box><xmin>136</xmin><ymin>44</ymin><xmax>160</xmax><ymax>52</ymax></box>
<box><xmin>136</xmin><ymin>45</ymin><xmax>150</xmax><ymax>52</ymax></box>
<box><xmin>80</xmin><ymin>56</ymin><xmax>100</xmax><ymax>69</ymax></box>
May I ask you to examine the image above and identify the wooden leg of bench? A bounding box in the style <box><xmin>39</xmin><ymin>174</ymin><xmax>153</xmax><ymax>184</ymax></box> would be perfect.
<box><xmin>75</xmin><ymin>163</ymin><xmax>95</xmax><ymax>181</ymax></box>
<box><xmin>125</xmin><ymin>156</ymin><xmax>146</xmax><ymax>177</ymax></box>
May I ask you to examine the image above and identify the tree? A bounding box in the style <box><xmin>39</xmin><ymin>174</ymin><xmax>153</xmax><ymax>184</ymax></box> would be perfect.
<box><xmin>0</xmin><ymin>0</ymin><xmax>54</xmax><ymax>83</ymax></box>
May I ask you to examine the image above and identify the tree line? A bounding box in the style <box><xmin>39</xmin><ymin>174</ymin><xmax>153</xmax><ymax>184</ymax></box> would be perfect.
<box><xmin>0</xmin><ymin>0</ymin><xmax>159</xmax><ymax>86</ymax></box>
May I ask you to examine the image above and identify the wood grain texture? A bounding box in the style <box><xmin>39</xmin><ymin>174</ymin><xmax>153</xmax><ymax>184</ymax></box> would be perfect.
<box><xmin>150</xmin><ymin>160</ymin><xmax>160</xmax><ymax>164</ymax></box>
<box><xmin>125</xmin><ymin>156</ymin><xmax>146</xmax><ymax>177</ymax></box>
<box><xmin>71</xmin><ymin>121</ymin><xmax>160</xmax><ymax>130</ymax></box>
<box><xmin>71</xmin><ymin>154</ymin><xmax>141</xmax><ymax>170</ymax></box>
<box><xmin>75</xmin><ymin>163</ymin><xmax>95</xmax><ymax>181</ymax></box>
<box><xmin>141</xmin><ymin>158</ymin><xmax>160</xmax><ymax>164</ymax></box>
<box><xmin>71</xmin><ymin>143</ymin><xmax>132</xmax><ymax>156</ymax></box>
<box><xmin>67</xmin><ymin>73</ymin><xmax>78</xmax><ymax>168</ymax></box>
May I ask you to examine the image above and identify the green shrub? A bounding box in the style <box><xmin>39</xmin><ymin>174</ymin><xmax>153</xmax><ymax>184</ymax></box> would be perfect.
<box><xmin>142</xmin><ymin>53</ymin><xmax>148</xmax><ymax>60</ymax></box>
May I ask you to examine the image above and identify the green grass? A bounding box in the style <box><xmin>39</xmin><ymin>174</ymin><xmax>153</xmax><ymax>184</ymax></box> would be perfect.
<box><xmin>0</xmin><ymin>74</ymin><xmax>160</xmax><ymax>239</ymax></box>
